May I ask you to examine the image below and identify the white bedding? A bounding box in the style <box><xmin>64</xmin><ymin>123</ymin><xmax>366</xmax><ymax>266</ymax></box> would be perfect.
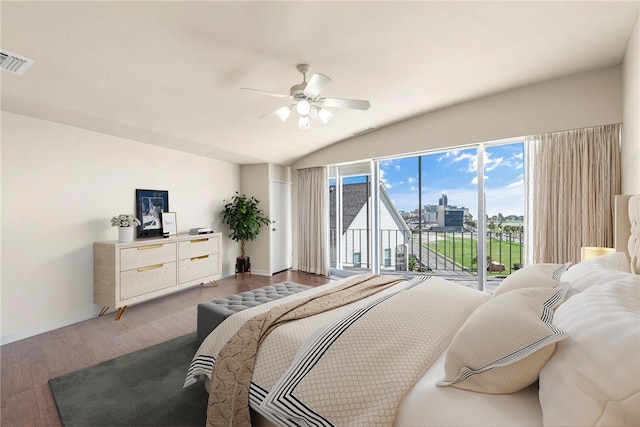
<box><xmin>186</xmin><ymin>275</ymin><xmax>556</xmax><ymax>426</ymax></box>
<box><xmin>395</xmin><ymin>349</ymin><xmax>542</xmax><ymax>427</ymax></box>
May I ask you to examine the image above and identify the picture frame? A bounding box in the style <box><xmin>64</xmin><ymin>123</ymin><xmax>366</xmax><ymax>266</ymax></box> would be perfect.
<box><xmin>161</xmin><ymin>212</ymin><xmax>177</xmax><ymax>236</ymax></box>
<box><xmin>136</xmin><ymin>189</ymin><xmax>169</xmax><ymax>238</ymax></box>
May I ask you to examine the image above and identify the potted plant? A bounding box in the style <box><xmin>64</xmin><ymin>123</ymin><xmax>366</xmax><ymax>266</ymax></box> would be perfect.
<box><xmin>111</xmin><ymin>214</ymin><xmax>141</xmax><ymax>243</ymax></box>
<box><xmin>219</xmin><ymin>192</ymin><xmax>271</xmax><ymax>277</ymax></box>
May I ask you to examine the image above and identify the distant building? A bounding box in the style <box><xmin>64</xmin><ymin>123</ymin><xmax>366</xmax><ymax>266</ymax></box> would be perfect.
<box><xmin>423</xmin><ymin>205</ymin><xmax>438</xmax><ymax>223</ymax></box>
<box><xmin>431</xmin><ymin>193</ymin><xmax>469</xmax><ymax>231</ymax></box>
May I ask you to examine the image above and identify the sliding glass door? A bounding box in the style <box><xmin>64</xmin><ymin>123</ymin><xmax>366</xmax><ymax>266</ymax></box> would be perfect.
<box><xmin>329</xmin><ymin>140</ymin><xmax>525</xmax><ymax>291</ymax></box>
<box><xmin>377</xmin><ymin>148</ymin><xmax>481</xmax><ymax>285</ymax></box>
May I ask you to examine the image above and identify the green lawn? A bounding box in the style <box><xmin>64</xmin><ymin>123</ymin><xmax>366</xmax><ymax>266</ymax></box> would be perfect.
<box><xmin>423</xmin><ymin>232</ymin><xmax>523</xmax><ymax>274</ymax></box>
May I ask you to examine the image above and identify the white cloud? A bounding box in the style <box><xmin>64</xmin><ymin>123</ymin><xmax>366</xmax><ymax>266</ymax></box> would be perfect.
<box><xmin>506</xmin><ymin>178</ymin><xmax>523</xmax><ymax>188</ymax></box>
<box><xmin>471</xmin><ymin>175</ymin><xmax>489</xmax><ymax>185</ymax></box>
<box><xmin>380</xmin><ymin>168</ymin><xmax>392</xmax><ymax>189</ymax></box>
<box><xmin>485</xmin><ymin>156</ymin><xmax>504</xmax><ymax>171</ymax></box>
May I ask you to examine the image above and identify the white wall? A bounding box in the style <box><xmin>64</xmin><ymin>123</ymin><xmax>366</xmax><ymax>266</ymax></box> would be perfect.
<box><xmin>240</xmin><ymin>164</ymin><xmax>270</xmax><ymax>275</ymax></box>
<box><xmin>1</xmin><ymin>111</ymin><xmax>240</xmax><ymax>344</ymax></box>
<box><xmin>294</xmin><ymin>67</ymin><xmax>622</xmax><ymax>169</ymax></box>
<box><xmin>623</xmin><ymin>11</ymin><xmax>640</xmax><ymax>194</ymax></box>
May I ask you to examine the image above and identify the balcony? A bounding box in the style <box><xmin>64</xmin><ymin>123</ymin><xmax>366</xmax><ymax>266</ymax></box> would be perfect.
<box><xmin>330</xmin><ymin>228</ymin><xmax>524</xmax><ymax>292</ymax></box>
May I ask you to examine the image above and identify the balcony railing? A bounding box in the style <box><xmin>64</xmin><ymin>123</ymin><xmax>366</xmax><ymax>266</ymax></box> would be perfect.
<box><xmin>330</xmin><ymin>228</ymin><xmax>524</xmax><ymax>278</ymax></box>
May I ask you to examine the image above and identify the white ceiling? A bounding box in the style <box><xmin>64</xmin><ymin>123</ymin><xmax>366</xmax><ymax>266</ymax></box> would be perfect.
<box><xmin>1</xmin><ymin>1</ymin><xmax>638</xmax><ymax>165</ymax></box>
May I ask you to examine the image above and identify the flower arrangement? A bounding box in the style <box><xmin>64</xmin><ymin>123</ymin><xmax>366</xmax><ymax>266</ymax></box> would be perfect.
<box><xmin>110</xmin><ymin>214</ymin><xmax>141</xmax><ymax>228</ymax></box>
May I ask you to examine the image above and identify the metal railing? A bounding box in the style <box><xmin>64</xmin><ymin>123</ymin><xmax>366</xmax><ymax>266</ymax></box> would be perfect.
<box><xmin>330</xmin><ymin>228</ymin><xmax>524</xmax><ymax>276</ymax></box>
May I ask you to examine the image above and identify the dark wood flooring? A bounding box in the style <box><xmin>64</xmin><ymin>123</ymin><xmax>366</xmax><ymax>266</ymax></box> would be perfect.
<box><xmin>0</xmin><ymin>270</ymin><xmax>330</xmax><ymax>427</ymax></box>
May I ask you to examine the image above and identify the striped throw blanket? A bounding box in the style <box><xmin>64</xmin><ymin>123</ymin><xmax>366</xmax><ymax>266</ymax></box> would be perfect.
<box><xmin>207</xmin><ymin>274</ymin><xmax>407</xmax><ymax>427</ymax></box>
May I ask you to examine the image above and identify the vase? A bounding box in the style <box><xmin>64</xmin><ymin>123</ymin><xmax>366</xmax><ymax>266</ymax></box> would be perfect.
<box><xmin>118</xmin><ymin>226</ymin><xmax>134</xmax><ymax>243</ymax></box>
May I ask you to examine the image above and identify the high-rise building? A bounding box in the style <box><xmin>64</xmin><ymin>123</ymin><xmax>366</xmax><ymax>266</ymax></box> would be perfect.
<box><xmin>439</xmin><ymin>193</ymin><xmax>448</xmax><ymax>206</ymax></box>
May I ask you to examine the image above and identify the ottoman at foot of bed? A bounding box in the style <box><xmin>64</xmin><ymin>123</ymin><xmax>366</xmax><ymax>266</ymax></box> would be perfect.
<box><xmin>196</xmin><ymin>282</ymin><xmax>312</xmax><ymax>342</ymax></box>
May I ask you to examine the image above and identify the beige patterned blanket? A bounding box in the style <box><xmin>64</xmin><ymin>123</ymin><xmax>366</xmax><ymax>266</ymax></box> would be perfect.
<box><xmin>184</xmin><ymin>275</ymin><xmax>488</xmax><ymax>427</ymax></box>
<box><xmin>206</xmin><ymin>274</ymin><xmax>407</xmax><ymax>427</ymax></box>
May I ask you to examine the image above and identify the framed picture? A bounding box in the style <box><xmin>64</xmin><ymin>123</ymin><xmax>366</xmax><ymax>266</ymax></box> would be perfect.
<box><xmin>161</xmin><ymin>212</ymin><xmax>177</xmax><ymax>236</ymax></box>
<box><xmin>136</xmin><ymin>189</ymin><xmax>169</xmax><ymax>238</ymax></box>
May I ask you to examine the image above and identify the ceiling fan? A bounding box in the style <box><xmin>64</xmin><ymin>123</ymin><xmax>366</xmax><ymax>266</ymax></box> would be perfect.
<box><xmin>241</xmin><ymin>64</ymin><xmax>371</xmax><ymax>130</ymax></box>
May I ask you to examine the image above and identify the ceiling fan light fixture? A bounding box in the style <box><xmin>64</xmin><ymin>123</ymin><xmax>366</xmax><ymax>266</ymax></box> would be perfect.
<box><xmin>275</xmin><ymin>105</ymin><xmax>291</xmax><ymax>122</ymax></box>
<box><xmin>298</xmin><ymin>115</ymin><xmax>310</xmax><ymax>130</ymax></box>
<box><xmin>244</xmin><ymin>64</ymin><xmax>370</xmax><ymax>132</ymax></box>
<box><xmin>295</xmin><ymin>99</ymin><xmax>311</xmax><ymax>116</ymax></box>
<box><xmin>318</xmin><ymin>108</ymin><xmax>333</xmax><ymax>125</ymax></box>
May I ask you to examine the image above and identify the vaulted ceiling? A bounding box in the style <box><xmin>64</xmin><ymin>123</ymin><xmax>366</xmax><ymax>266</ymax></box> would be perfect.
<box><xmin>2</xmin><ymin>1</ymin><xmax>638</xmax><ymax>165</ymax></box>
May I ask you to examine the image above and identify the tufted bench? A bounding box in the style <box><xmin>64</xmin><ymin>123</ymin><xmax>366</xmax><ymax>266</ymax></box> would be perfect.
<box><xmin>197</xmin><ymin>282</ymin><xmax>312</xmax><ymax>342</ymax></box>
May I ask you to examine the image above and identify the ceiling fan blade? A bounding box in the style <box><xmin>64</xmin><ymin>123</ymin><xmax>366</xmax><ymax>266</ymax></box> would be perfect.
<box><xmin>259</xmin><ymin>105</ymin><xmax>292</xmax><ymax>122</ymax></box>
<box><xmin>303</xmin><ymin>73</ymin><xmax>332</xmax><ymax>98</ymax></box>
<box><xmin>321</xmin><ymin>97</ymin><xmax>371</xmax><ymax>110</ymax></box>
<box><xmin>241</xmin><ymin>88</ymin><xmax>291</xmax><ymax>99</ymax></box>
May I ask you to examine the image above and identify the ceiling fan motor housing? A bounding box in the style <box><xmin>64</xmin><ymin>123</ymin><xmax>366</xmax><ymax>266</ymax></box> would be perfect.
<box><xmin>290</xmin><ymin>82</ymin><xmax>309</xmax><ymax>100</ymax></box>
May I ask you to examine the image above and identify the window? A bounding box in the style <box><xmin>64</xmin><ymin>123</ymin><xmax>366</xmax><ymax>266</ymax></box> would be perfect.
<box><xmin>353</xmin><ymin>252</ymin><xmax>361</xmax><ymax>268</ymax></box>
<box><xmin>384</xmin><ymin>248</ymin><xmax>391</xmax><ymax>267</ymax></box>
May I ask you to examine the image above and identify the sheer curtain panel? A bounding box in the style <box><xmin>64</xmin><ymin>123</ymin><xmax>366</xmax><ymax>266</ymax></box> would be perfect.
<box><xmin>297</xmin><ymin>167</ymin><xmax>329</xmax><ymax>275</ymax></box>
<box><xmin>527</xmin><ymin>124</ymin><xmax>621</xmax><ymax>264</ymax></box>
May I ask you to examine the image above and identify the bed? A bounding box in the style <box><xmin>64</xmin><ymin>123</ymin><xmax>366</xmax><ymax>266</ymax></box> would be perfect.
<box><xmin>185</xmin><ymin>194</ymin><xmax>640</xmax><ymax>427</ymax></box>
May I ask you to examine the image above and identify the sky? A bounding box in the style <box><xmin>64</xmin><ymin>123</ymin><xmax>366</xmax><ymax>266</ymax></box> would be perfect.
<box><xmin>378</xmin><ymin>142</ymin><xmax>525</xmax><ymax>217</ymax></box>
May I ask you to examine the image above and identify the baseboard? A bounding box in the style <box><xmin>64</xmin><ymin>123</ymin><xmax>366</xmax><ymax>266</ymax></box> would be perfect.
<box><xmin>249</xmin><ymin>268</ymin><xmax>270</xmax><ymax>276</ymax></box>
<box><xmin>1</xmin><ymin>307</ymin><xmax>102</xmax><ymax>346</ymax></box>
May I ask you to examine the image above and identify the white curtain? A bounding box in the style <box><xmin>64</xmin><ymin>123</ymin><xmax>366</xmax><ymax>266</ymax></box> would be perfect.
<box><xmin>527</xmin><ymin>124</ymin><xmax>621</xmax><ymax>264</ymax></box>
<box><xmin>297</xmin><ymin>167</ymin><xmax>329</xmax><ymax>275</ymax></box>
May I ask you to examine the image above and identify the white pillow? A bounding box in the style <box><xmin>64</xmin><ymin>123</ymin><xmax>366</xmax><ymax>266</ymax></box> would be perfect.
<box><xmin>437</xmin><ymin>285</ymin><xmax>568</xmax><ymax>394</ymax></box>
<box><xmin>539</xmin><ymin>274</ymin><xmax>640</xmax><ymax>426</ymax></box>
<box><xmin>561</xmin><ymin>252</ymin><xmax>632</xmax><ymax>299</ymax></box>
<box><xmin>492</xmin><ymin>263</ymin><xmax>569</xmax><ymax>296</ymax></box>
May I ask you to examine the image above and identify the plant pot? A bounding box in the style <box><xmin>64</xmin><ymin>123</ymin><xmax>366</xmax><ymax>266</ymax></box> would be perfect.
<box><xmin>118</xmin><ymin>226</ymin><xmax>134</xmax><ymax>243</ymax></box>
<box><xmin>235</xmin><ymin>256</ymin><xmax>251</xmax><ymax>278</ymax></box>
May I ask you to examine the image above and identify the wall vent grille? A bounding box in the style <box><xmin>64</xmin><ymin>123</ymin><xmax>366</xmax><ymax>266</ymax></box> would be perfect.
<box><xmin>0</xmin><ymin>49</ymin><xmax>34</xmax><ymax>75</ymax></box>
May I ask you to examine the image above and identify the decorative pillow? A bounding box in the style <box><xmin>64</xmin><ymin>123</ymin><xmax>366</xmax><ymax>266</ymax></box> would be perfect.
<box><xmin>492</xmin><ymin>263</ymin><xmax>570</xmax><ymax>297</ymax></box>
<box><xmin>561</xmin><ymin>252</ymin><xmax>632</xmax><ymax>299</ymax></box>
<box><xmin>437</xmin><ymin>286</ymin><xmax>568</xmax><ymax>394</ymax></box>
<box><xmin>539</xmin><ymin>274</ymin><xmax>640</xmax><ymax>426</ymax></box>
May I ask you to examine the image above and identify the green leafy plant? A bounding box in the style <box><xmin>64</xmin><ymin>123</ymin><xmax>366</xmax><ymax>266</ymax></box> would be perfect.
<box><xmin>219</xmin><ymin>192</ymin><xmax>271</xmax><ymax>258</ymax></box>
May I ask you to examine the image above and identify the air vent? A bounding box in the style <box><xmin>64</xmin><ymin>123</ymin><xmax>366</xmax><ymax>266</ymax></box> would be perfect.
<box><xmin>0</xmin><ymin>49</ymin><xmax>34</xmax><ymax>75</ymax></box>
<box><xmin>352</xmin><ymin>127</ymin><xmax>377</xmax><ymax>137</ymax></box>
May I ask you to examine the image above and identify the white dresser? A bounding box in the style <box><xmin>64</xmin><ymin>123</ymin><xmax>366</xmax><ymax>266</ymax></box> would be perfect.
<box><xmin>94</xmin><ymin>233</ymin><xmax>222</xmax><ymax>319</ymax></box>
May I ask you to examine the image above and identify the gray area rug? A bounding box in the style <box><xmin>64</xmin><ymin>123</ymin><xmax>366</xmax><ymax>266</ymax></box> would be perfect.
<box><xmin>49</xmin><ymin>332</ymin><xmax>208</xmax><ymax>426</ymax></box>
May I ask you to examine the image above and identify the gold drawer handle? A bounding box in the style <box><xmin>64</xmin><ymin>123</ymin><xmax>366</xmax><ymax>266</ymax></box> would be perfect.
<box><xmin>137</xmin><ymin>264</ymin><xmax>163</xmax><ymax>272</ymax></box>
<box><xmin>191</xmin><ymin>255</ymin><xmax>209</xmax><ymax>261</ymax></box>
<box><xmin>137</xmin><ymin>244</ymin><xmax>163</xmax><ymax>250</ymax></box>
<box><xmin>190</xmin><ymin>238</ymin><xmax>208</xmax><ymax>243</ymax></box>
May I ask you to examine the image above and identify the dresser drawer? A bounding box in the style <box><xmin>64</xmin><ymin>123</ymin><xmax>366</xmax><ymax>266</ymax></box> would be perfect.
<box><xmin>120</xmin><ymin>242</ymin><xmax>176</xmax><ymax>271</ymax></box>
<box><xmin>179</xmin><ymin>253</ymin><xmax>219</xmax><ymax>284</ymax></box>
<box><xmin>120</xmin><ymin>262</ymin><xmax>177</xmax><ymax>300</ymax></box>
<box><xmin>179</xmin><ymin>236</ymin><xmax>219</xmax><ymax>260</ymax></box>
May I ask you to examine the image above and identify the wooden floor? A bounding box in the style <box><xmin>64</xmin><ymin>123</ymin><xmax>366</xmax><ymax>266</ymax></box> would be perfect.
<box><xmin>0</xmin><ymin>270</ymin><xmax>331</xmax><ymax>427</ymax></box>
